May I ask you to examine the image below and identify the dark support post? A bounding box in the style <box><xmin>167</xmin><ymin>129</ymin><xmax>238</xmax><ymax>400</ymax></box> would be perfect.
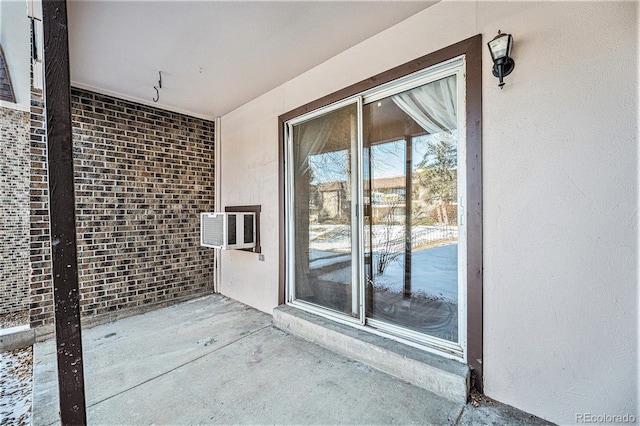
<box><xmin>403</xmin><ymin>136</ymin><xmax>412</xmax><ymax>300</ymax></box>
<box><xmin>42</xmin><ymin>0</ymin><xmax>87</xmax><ymax>424</ymax></box>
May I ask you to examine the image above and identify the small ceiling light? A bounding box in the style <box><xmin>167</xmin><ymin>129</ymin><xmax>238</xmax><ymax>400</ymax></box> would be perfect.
<box><xmin>487</xmin><ymin>30</ymin><xmax>515</xmax><ymax>89</ymax></box>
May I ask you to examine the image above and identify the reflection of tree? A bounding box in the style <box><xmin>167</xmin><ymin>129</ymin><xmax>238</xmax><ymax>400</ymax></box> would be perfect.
<box><xmin>374</xmin><ymin>198</ymin><xmax>404</xmax><ymax>275</ymax></box>
<box><xmin>415</xmin><ymin>133</ymin><xmax>457</xmax><ymax>226</ymax></box>
<box><xmin>309</xmin><ymin>150</ymin><xmax>348</xmax><ymax>184</ymax></box>
<box><xmin>370</xmin><ymin>140</ymin><xmax>404</xmax><ymax>178</ymax></box>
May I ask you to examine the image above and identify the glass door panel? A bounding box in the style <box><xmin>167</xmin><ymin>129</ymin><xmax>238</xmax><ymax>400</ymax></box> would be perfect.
<box><xmin>363</xmin><ymin>75</ymin><xmax>460</xmax><ymax>342</ymax></box>
<box><xmin>290</xmin><ymin>102</ymin><xmax>360</xmax><ymax>318</ymax></box>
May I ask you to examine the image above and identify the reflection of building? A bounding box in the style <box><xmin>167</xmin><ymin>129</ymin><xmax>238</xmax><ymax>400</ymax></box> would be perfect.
<box><xmin>312</xmin><ymin>181</ymin><xmax>348</xmax><ymax>222</ymax></box>
<box><xmin>313</xmin><ymin>176</ymin><xmax>423</xmax><ymax>224</ymax></box>
<box><xmin>368</xmin><ymin>176</ymin><xmax>407</xmax><ymax>223</ymax></box>
<box><xmin>316</xmin><ymin>175</ymin><xmax>458</xmax><ymax>225</ymax></box>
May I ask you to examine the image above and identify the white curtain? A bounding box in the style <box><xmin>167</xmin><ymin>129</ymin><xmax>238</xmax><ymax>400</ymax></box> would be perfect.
<box><xmin>392</xmin><ymin>75</ymin><xmax>457</xmax><ymax>134</ymax></box>
<box><xmin>292</xmin><ymin>115</ymin><xmax>337</xmax><ymax>300</ymax></box>
<box><xmin>294</xmin><ymin>115</ymin><xmax>337</xmax><ymax>177</ymax></box>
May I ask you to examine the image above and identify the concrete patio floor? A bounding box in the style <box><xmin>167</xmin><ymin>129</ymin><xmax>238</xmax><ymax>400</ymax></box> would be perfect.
<box><xmin>32</xmin><ymin>294</ymin><xmax>552</xmax><ymax>425</ymax></box>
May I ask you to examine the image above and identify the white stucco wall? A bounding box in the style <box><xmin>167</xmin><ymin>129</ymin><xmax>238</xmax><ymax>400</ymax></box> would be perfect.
<box><xmin>220</xmin><ymin>1</ymin><xmax>638</xmax><ymax>423</ymax></box>
<box><xmin>0</xmin><ymin>0</ymin><xmax>30</xmax><ymax>110</ymax></box>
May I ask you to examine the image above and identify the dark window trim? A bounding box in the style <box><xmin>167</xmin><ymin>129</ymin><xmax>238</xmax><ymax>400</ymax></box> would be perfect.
<box><xmin>278</xmin><ymin>34</ymin><xmax>483</xmax><ymax>391</ymax></box>
<box><xmin>225</xmin><ymin>205</ymin><xmax>262</xmax><ymax>253</ymax></box>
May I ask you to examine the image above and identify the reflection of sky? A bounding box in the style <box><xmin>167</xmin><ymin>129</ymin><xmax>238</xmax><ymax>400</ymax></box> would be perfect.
<box><xmin>309</xmin><ymin>132</ymin><xmax>457</xmax><ymax>184</ymax></box>
<box><xmin>309</xmin><ymin>150</ymin><xmax>348</xmax><ymax>185</ymax></box>
<box><xmin>371</xmin><ymin>133</ymin><xmax>458</xmax><ymax>179</ymax></box>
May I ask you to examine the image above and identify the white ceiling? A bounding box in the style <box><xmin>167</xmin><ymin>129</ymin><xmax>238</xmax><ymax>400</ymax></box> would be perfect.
<box><xmin>67</xmin><ymin>1</ymin><xmax>436</xmax><ymax>119</ymax></box>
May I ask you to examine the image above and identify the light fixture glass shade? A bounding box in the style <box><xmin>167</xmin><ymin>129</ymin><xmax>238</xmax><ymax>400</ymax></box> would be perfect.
<box><xmin>487</xmin><ymin>31</ymin><xmax>515</xmax><ymax>88</ymax></box>
<box><xmin>488</xmin><ymin>33</ymin><xmax>512</xmax><ymax>62</ymax></box>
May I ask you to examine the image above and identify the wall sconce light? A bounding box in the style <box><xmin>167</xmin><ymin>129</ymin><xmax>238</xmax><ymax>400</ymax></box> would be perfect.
<box><xmin>487</xmin><ymin>31</ymin><xmax>515</xmax><ymax>89</ymax></box>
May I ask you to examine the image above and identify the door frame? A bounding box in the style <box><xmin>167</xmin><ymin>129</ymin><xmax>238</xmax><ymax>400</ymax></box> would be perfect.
<box><xmin>284</xmin><ymin>97</ymin><xmax>364</xmax><ymax>323</ymax></box>
<box><xmin>278</xmin><ymin>35</ymin><xmax>483</xmax><ymax>390</ymax></box>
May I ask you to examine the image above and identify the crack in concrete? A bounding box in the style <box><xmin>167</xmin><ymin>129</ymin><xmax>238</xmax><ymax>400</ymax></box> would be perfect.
<box><xmin>455</xmin><ymin>403</ymin><xmax>467</xmax><ymax>425</ymax></box>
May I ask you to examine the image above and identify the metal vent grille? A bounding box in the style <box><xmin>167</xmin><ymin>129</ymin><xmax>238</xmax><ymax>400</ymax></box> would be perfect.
<box><xmin>201</xmin><ymin>213</ymin><xmax>224</xmax><ymax>247</ymax></box>
<box><xmin>200</xmin><ymin>212</ymin><xmax>256</xmax><ymax>250</ymax></box>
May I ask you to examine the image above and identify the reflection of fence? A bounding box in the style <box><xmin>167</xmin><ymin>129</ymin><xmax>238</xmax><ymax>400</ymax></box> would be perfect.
<box><xmin>309</xmin><ymin>224</ymin><xmax>457</xmax><ymax>252</ymax></box>
<box><xmin>410</xmin><ymin>225</ymin><xmax>458</xmax><ymax>250</ymax></box>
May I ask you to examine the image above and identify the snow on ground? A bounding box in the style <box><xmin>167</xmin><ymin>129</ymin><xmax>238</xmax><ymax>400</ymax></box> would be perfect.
<box><xmin>314</xmin><ymin>245</ymin><xmax>458</xmax><ymax>303</ymax></box>
<box><xmin>308</xmin><ymin>224</ymin><xmax>459</xmax><ymax>303</ymax></box>
<box><xmin>309</xmin><ymin>224</ymin><xmax>457</xmax><ymax>253</ymax></box>
<box><xmin>0</xmin><ymin>347</ymin><xmax>33</xmax><ymax>426</ymax></box>
<box><xmin>372</xmin><ymin>244</ymin><xmax>458</xmax><ymax>303</ymax></box>
<box><xmin>309</xmin><ymin>251</ymin><xmax>350</xmax><ymax>268</ymax></box>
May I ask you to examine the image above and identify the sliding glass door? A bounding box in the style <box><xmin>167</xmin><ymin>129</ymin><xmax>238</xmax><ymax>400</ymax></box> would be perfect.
<box><xmin>363</xmin><ymin>74</ymin><xmax>462</xmax><ymax>345</ymax></box>
<box><xmin>286</xmin><ymin>58</ymin><xmax>466</xmax><ymax>357</ymax></box>
<box><xmin>287</xmin><ymin>99</ymin><xmax>362</xmax><ymax>319</ymax></box>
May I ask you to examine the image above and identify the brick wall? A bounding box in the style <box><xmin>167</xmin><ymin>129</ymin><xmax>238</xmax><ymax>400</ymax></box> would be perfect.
<box><xmin>29</xmin><ymin>85</ymin><xmax>53</xmax><ymax>328</ymax></box>
<box><xmin>28</xmin><ymin>87</ymin><xmax>215</xmax><ymax>327</ymax></box>
<box><xmin>0</xmin><ymin>106</ymin><xmax>30</xmax><ymax>315</ymax></box>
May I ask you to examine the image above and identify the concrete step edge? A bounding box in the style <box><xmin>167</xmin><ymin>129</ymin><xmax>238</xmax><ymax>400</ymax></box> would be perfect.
<box><xmin>0</xmin><ymin>327</ymin><xmax>36</xmax><ymax>352</ymax></box>
<box><xmin>273</xmin><ymin>304</ymin><xmax>469</xmax><ymax>404</ymax></box>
